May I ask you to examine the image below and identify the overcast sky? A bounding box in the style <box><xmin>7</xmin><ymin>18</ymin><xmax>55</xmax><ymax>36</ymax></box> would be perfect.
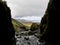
<box><xmin>5</xmin><ymin>0</ymin><xmax>49</xmax><ymax>22</ymax></box>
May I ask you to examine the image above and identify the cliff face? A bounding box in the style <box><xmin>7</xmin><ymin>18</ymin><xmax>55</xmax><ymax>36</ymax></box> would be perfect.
<box><xmin>40</xmin><ymin>0</ymin><xmax>58</xmax><ymax>43</ymax></box>
<box><xmin>40</xmin><ymin>7</ymin><xmax>48</xmax><ymax>42</ymax></box>
<box><xmin>0</xmin><ymin>1</ymin><xmax>15</xmax><ymax>45</ymax></box>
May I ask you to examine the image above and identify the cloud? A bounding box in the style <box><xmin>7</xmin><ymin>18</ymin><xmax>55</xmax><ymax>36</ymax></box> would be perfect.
<box><xmin>5</xmin><ymin>0</ymin><xmax>49</xmax><ymax>18</ymax></box>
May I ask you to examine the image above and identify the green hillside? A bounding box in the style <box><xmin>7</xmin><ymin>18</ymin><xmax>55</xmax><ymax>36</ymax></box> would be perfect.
<box><xmin>12</xmin><ymin>18</ymin><xmax>26</xmax><ymax>33</ymax></box>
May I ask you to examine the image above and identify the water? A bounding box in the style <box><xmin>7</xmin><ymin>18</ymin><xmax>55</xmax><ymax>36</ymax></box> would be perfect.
<box><xmin>15</xmin><ymin>32</ymin><xmax>45</xmax><ymax>45</ymax></box>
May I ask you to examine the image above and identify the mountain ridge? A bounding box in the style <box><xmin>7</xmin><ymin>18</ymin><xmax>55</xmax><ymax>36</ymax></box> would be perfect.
<box><xmin>15</xmin><ymin>18</ymin><xmax>40</xmax><ymax>24</ymax></box>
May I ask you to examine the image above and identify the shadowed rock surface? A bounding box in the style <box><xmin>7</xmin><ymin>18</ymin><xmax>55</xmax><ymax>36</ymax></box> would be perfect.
<box><xmin>0</xmin><ymin>1</ymin><xmax>15</xmax><ymax>45</ymax></box>
<box><xmin>40</xmin><ymin>0</ymin><xmax>59</xmax><ymax>45</ymax></box>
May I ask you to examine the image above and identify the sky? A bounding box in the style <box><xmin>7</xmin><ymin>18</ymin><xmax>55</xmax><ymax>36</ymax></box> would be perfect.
<box><xmin>4</xmin><ymin>0</ymin><xmax>49</xmax><ymax>22</ymax></box>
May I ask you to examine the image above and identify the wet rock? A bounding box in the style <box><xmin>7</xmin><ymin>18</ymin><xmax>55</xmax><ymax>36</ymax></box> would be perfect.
<box><xmin>24</xmin><ymin>36</ymin><xmax>29</xmax><ymax>40</ymax></box>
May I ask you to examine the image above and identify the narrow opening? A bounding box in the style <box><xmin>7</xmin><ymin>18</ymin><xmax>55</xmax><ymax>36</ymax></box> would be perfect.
<box><xmin>1</xmin><ymin>0</ymin><xmax>49</xmax><ymax>45</ymax></box>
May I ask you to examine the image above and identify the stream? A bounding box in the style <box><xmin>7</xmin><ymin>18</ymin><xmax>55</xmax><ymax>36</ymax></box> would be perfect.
<box><xmin>15</xmin><ymin>31</ymin><xmax>45</xmax><ymax>45</ymax></box>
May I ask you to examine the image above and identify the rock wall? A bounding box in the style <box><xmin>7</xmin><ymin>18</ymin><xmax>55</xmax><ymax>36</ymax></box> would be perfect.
<box><xmin>40</xmin><ymin>0</ymin><xmax>59</xmax><ymax>44</ymax></box>
<box><xmin>0</xmin><ymin>1</ymin><xmax>15</xmax><ymax>45</ymax></box>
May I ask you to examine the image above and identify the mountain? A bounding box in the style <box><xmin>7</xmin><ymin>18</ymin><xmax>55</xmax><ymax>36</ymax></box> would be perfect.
<box><xmin>12</xmin><ymin>18</ymin><xmax>24</xmax><ymax>26</ymax></box>
<box><xmin>14</xmin><ymin>16</ymin><xmax>41</xmax><ymax>23</ymax></box>
<box><xmin>16</xmin><ymin>19</ymin><xmax>30</xmax><ymax>23</ymax></box>
<box><xmin>12</xmin><ymin>18</ymin><xmax>26</xmax><ymax>32</ymax></box>
<box><xmin>15</xmin><ymin>19</ymin><xmax>40</xmax><ymax>24</ymax></box>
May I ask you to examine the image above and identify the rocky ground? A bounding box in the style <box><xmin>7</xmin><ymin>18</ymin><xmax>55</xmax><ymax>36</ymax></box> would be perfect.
<box><xmin>15</xmin><ymin>31</ymin><xmax>45</xmax><ymax>45</ymax></box>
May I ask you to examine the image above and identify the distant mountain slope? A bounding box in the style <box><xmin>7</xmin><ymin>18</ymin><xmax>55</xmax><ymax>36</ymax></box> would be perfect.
<box><xmin>15</xmin><ymin>16</ymin><xmax>41</xmax><ymax>23</ymax></box>
<box><xmin>15</xmin><ymin>18</ymin><xmax>40</xmax><ymax>30</ymax></box>
<box><xmin>12</xmin><ymin>18</ymin><xmax>24</xmax><ymax>26</ymax></box>
<box><xmin>12</xmin><ymin>18</ymin><xmax>26</xmax><ymax>32</ymax></box>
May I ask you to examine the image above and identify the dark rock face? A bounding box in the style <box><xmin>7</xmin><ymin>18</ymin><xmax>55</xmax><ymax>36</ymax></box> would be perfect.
<box><xmin>40</xmin><ymin>0</ymin><xmax>59</xmax><ymax>44</ymax></box>
<box><xmin>0</xmin><ymin>1</ymin><xmax>15</xmax><ymax>45</ymax></box>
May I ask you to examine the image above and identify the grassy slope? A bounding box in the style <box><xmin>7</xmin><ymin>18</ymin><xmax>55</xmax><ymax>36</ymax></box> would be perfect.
<box><xmin>12</xmin><ymin>18</ymin><xmax>39</xmax><ymax>32</ymax></box>
<box><xmin>12</xmin><ymin>18</ymin><xmax>25</xmax><ymax>33</ymax></box>
<box><xmin>22</xmin><ymin>22</ymin><xmax>32</xmax><ymax>29</ymax></box>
